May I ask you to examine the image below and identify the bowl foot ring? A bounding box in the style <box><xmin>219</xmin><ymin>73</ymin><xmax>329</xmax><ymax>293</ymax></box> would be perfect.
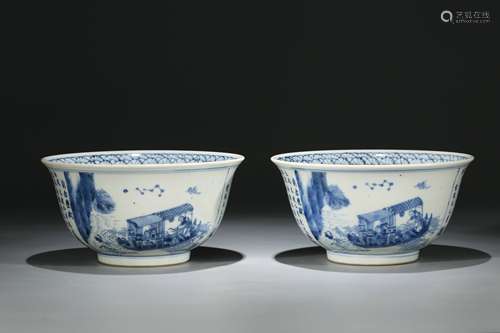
<box><xmin>327</xmin><ymin>251</ymin><xmax>419</xmax><ymax>266</ymax></box>
<box><xmin>97</xmin><ymin>252</ymin><xmax>191</xmax><ymax>267</ymax></box>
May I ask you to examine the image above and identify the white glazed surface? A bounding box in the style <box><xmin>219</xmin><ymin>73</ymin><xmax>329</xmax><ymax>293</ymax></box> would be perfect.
<box><xmin>43</xmin><ymin>151</ymin><xmax>243</xmax><ymax>262</ymax></box>
<box><xmin>273</xmin><ymin>150</ymin><xmax>473</xmax><ymax>261</ymax></box>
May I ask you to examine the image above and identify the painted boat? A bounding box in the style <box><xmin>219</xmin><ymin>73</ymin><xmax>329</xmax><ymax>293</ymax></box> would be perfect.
<box><xmin>347</xmin><ymin>197</ymin><xmax>433</xmax><ymax>248</ymax></box>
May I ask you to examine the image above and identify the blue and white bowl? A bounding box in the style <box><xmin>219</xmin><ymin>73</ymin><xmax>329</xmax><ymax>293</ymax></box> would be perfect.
<box><xmin>272</xmin><ymin>150</ymin><xmax>474</xmax><ymax>265</ymax></box>
<box><xmin>42</xmin><ymin>150</ymin><xmax>244</xmax><ymax>267</ymax></box>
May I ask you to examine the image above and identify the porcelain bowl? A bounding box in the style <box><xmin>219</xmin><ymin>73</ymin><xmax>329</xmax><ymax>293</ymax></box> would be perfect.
<box><xmin>42</xmin><ymin>150</ymin><xmax>244</xmax><ymax>267</ymax></box>
<box><xmin>272</xmin><ymin>150</ymin><xmax>474</xmax><ymax>265</ymax></box>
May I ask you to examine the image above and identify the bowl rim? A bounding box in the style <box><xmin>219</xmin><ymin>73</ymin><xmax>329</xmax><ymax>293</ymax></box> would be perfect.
<box><xmin>42</xmin><ymin>150</ymin><xmax>245</xmax><ymax>172</ymax></box>
<box><xmin>271</xmin><ymin>149</ymin><xmax>474</xmax><ymax>171</ymax></box>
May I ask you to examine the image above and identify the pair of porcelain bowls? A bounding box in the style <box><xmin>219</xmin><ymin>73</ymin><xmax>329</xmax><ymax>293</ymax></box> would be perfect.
<box><xmin>42</xmin><ymin>149</ymin><xmax>473</xmax><ymax>267</ymax></box>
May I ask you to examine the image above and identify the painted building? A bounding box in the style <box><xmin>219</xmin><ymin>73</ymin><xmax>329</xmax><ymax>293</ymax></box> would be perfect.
<box><xmin>126</xmin><ymin>203</ymin><xmax>194</xmax><ymax>249</ymax></box>
<box><xmin>349</xmin><ymin>197</ymin><xmax>425</xmax><ymax>247</ymax></box>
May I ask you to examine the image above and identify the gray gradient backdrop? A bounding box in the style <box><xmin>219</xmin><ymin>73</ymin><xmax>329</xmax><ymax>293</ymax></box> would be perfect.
<box><xmin>0</xmin><ymin>211</ymin><xmax>499</xmax><ymax>332</ymax></box>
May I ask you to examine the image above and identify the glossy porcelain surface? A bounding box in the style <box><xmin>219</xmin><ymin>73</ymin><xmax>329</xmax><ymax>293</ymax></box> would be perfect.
<box><xmin>272</xmin><ymin>150</ymin><xmax>474</xmax><ymax>265</ymax></box>
<box><xmin>42</xmin><ymin>151</ymin><xmax>244</xmax><ymax>267</ymax></box>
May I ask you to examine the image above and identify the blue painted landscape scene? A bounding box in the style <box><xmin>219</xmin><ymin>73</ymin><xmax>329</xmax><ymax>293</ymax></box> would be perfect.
<box><xmin>58</xmin><ymin>171</ymin><xmax>209</xmax><ymax>253</ymax></box>
<box><xmin>117</xmin><ymin>203</ymin><xmax>209</xmax><ymax>251</ymax></box>
<box><xmin>346</xmin><ymin>197</ymin><xmax>434</xmax><ymax>248</ymax></box>
<box><xmin>294</xmin><ymin>171</ymin><xmax>350</xmax><ymax>240</ymax></box>
<box><xmin>63</xmin><ymin>171</ymin><xmax>116</xmax><ymax>242</ymax></box>
<box><xmin>294</xmin><ymin>171</ymin><xmax>438</xmax><ymax>249</ymax></box>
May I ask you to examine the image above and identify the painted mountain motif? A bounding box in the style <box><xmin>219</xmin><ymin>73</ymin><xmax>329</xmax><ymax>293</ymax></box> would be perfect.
<box><xmin>63</xmin><ymin>171</ymin><xmax>115</xmax><ymax>241</ymax></box>
<box><xmin>294</xmin><ymin>171</ymin><xmax>350</xmax><ymax>240</ymax></box>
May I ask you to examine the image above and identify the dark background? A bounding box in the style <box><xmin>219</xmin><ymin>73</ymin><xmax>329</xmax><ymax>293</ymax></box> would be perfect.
<box><xmin>3</xmin><ymin>1</ymin><xmax>499</xmax><ymax>216</ymax></box>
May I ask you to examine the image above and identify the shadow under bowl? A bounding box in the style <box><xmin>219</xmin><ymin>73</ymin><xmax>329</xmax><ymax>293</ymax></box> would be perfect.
<box><xmin>27</xmin><ymin>246</ymin><xmax>244</xmax><ymax>275</ymax></box>
<box><xmin>274</xmin><ymin>245</ymin><xmax>490</xmax><ymax>273</ymax></box>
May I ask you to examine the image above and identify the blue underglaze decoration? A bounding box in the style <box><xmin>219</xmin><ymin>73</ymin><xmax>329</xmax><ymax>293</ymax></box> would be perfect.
<box><xmin>398</xmin><ymin>215</ymin><xmax>440</xmax><ymax>251</ymax></box>
<box><xmin>117</xmin><ymin>203</ymin><xmax>209</xmax><ymax>251</ymax></box>
<box><xmin>365</xmin><ymin>179</ymin><xmax>394</xmax><ymax>191</ymax></box>
<box><xmin>415</xmin><ymin>181</ymin><xmax>431</xmax><ymax>190</ymax></box>
<box><xmin>294</xmin><ymin>171</ymin><xmax>350</xmax><ymax>240</ymax></box>
<box><xmin>346</xmin><ymin>197</ymin><xmax>434</xmax><ymax>248</ymax></box>
<box><xmin>279</xmin><ymin>151</ymin><xmax>466</xmax><ymax>165</ymax></box>
<box><xmin>187</xmin><ymin>186</ymin><xmax>201</xmax><ymax>195</ymax></box>
<box><xmin>63</xmin><ymin>172</ymin><xmax>115</xmax><ymax>241</ymax></box>
<box><xmin>94</xmin><ymin>190</ymin><xmax>116</xmax><ymax>214</ymax></box>
<box><xmin>438</xmin><ymin>168</ymin><xmax>464</xmax><ymax>236</ymax></box>
<box><xmin>50</xmin><ymin>152</ymin><xmax>234</xmax><ymax>165</ymax></box>
<box><xmin>134</xmin><ymin>184</ymin><xmax>165</xmax><ymax>197</ymax></box>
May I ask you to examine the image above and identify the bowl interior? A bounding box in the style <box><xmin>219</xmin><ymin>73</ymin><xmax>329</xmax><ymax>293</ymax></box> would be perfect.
<box><xmin>275</xmin><ymin>150</ymin><xmax>471</xmax><ymax>166</ymax></box>
<box><xmin>44</xmin><ymin>151</ymin><xmax>239</xmax><ymax>166</ymax></box>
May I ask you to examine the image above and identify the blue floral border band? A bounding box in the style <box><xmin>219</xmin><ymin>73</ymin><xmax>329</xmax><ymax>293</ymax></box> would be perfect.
<box><xmin>47</xmin><ymin>152</ymin><xmax>236</xmax><ymax>165</ymax></box>
<box><xmin>277</xmin><ymin>151</ymin><xmax>468</xmax><ymax>165</ymax></box>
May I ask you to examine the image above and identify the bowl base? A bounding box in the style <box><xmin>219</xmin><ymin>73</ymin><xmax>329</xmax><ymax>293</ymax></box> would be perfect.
<box><xmin>327</xmin><ymin>251</ymin><xmax>419</xmax><ymax>266</ymax></box>
<box><xmin>97</xmin><ymin>252</ymin><xmax>191</xmax><ymax>267</ymax></box>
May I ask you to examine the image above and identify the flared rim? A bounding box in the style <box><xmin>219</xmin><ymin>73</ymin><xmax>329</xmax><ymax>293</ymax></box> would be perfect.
<box><xmin>271</xmin><ymin>149</ymin><xmax>474</xmax><ymax>171</ymax></box>
<box><xmin>42</xmin><ymin>150</ymin><xmax>245</xmax><ymax>171</ymax></box>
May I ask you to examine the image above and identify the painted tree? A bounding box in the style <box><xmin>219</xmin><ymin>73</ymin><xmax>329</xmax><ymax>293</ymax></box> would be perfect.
<box><xmin>294</xmin><ymin>171</ymin><xmax>349</xmax><ymax>240</ymax></box>
<box><xmin>64</xmin><ymin>172</ymin><xmax>115</xmax><ymax>241</ymax></box>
